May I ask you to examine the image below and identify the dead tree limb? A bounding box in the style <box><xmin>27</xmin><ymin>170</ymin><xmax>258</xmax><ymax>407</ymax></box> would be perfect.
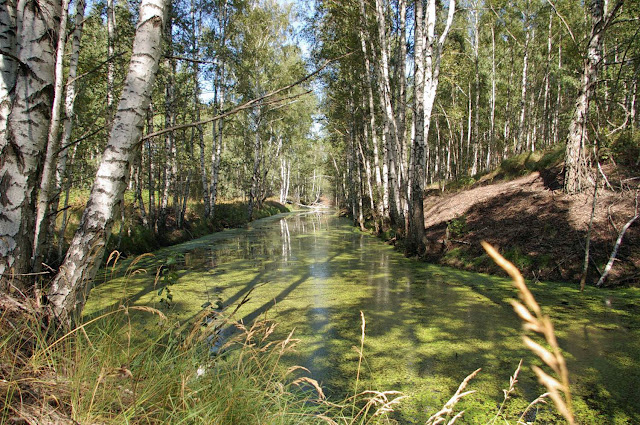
<box><xmin>596</xmin><ymin>193</ymin><xmax>639</xmax><ymax>287</ymax></box>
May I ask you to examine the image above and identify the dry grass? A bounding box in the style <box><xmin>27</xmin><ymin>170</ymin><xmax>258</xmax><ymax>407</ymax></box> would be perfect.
<box><xmin>482</xmin><ymin>241</ymin><xmax>574</xmax><ymax>424</ymax></box>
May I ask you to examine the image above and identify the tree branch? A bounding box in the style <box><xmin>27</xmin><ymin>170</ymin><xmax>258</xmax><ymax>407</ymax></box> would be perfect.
<box><xmin>165</xmin><ymin>55</ymin><xmax>218</xmax><ymax>65</ymax></box>
<box><xmin>55</xmin><ymin>125</ymin><xmax>107</xmax><ymax>155</ymax></box>
<box><xmin>66</xmin><ymin>52</ymin><xmax>126</xmax><ymax>86</ymax></box>
<box><xmin>140</xmin><ymin>52</ymin><xmax>352</xmax><ymax>142</ymax></box>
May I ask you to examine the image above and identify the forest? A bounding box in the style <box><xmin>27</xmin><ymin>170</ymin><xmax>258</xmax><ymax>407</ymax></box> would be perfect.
<box><xmin>1</xmin><ymin>0</ymin><xmax>639</xmax><ymax>423</ymax></box>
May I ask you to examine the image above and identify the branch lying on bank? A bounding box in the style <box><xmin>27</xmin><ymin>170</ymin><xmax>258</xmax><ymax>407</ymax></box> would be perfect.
<box><xmin>140</xmin><ymin>51</ymin><xmax>352</xmax><ymax>142</ymax></box>
<box><xmin>597</xmin><ymin>194</ymin><xmax>639</xmax><ymax>286</ymax></box>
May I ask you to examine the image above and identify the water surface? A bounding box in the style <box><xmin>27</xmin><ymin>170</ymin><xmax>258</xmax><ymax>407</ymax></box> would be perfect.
<box><xmin>87</xmin><ymin>212</ymin><xmax>640</xmax><ymax>423</ymax></box>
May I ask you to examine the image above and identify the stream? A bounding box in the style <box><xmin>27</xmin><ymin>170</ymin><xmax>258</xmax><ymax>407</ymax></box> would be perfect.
<box><xmin>87</xmin><ymin>211</ymin><xmax>640</xmax><ymax>423</ymax></box>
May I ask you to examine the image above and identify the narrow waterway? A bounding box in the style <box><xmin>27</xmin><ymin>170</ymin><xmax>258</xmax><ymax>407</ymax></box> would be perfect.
<box><xmin>87</xmin><ymin>211</ymin><xmax>640</xmax><ymax>423</ymax></box>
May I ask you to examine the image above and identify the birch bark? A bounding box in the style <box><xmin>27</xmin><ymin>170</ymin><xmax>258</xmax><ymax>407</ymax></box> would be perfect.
<box><xmin>0</xmin><ymin>0</ymin><xmax>60</xmax><ymax>284</ymax></box>
<box><xmin>106</xmin><ymin>0</ymin><xmax>116</xmax><ymax>120</ymax></box>
<box><xmin>357</xmin><ymin>3</ymin><xmax>387</xmax><ymax>224</ymax></box>
<box><xmin>48</xmin><ymin>0</ymin><xmax>168</xmax><ymax>319</ymax></box>
<box><xmin>32</xmin><ymin>0</ymin><xmax>71</xmax><ymax>270</ymax></box>
<box><xmin>407</xmin><ymin>0</ymin><xmax>455</xmax><ymax>253</ymax></box>
<box><xmin>53</xmin><ymin>0</ymin><xmax>87</xmax><ymax>248</ymax></box>
<box><xmin>408</xmin><ymin>0</ymin><xmax>426</xmax><ymax>254</ymax></box>
<box><xmin>158</xmin><ymin>10</ymin><xmax>175</xmax><ymax>230</ymax></box>
<box><xmin>563</xmin><ymin>0</ymin><xmax>621</xmax><ymax>193</ymax></box>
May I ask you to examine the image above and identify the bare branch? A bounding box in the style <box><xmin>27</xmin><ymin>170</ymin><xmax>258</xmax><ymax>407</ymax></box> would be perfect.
<box><xmin>165</xmin><ymin>55</ymin><xmax>218</xmax><ymax>65</ymax></box>
<box><xmin>546</xmin><ymin>0</ymin><xmax>578</xmax><ymax>47</ymax></box>
<box><xmin>140</xmin><ymin>52</ymin><xmax>352</xmax><ymax>142</ymax></box>
<box><xmin>67</xmin><ymin>52</ymin><xmax>126</xmax><ymax>86</ymax></box>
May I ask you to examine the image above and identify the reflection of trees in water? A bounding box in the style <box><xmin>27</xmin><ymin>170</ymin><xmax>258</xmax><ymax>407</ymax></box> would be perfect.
<box><xmin>280</xmin><ymin>219</ymin><xmax>291</xmax><ymax>263</ymax></box>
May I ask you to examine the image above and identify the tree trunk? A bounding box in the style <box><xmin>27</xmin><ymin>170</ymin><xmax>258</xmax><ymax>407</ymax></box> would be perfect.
<box><xmin>133</xmin><ymin>145</ymin><xmax>148</xmax><ymax>227</ymax></box>
<box><xmin>372</xmin><ymin>0</ymin><xmax>403</xmax><ymax>225</ymax></box>
<box><xmin>158</xmin><ymin>12</ymin><xmax>175</xmax><ymax>231</ymax></box>
<box><xmin>146</xmin><ymin>105</ymin><xmax>156</xmax><ymax>228</ymax></box>
<box><xmin>407</xmin><ymin>0</ymin><xmax>455</xmax><ymax>254</ymax></box>
<box><xmin>489</xmin><ymin>25</ymin><xmax>496</xmax><ymax>170</ymax></box>
<box><xmin>516</xmin><ymin>20</ymin><xmax>532</xmax><ymax>154</ymax></box>
<box><xmin>358</xmin><ymin>12</ymin><xmax>386</xmax><ymax>225</ymax></box>
<box><xmin>543</xmin><ymin>13</ymin><xmax>553</xmax><ymax>147</ymax></box>
<box><xmin>106</xmin><ymin>0</ymin><xmax>116</xmax><ymax>121</ymax></box>
<box><xmin>47</xmin><ymin>0</ymin><xmax>168</xmax><ymax>320</ymax></box>
<box><xmin>470</xmin><ymin>0</ymin><xmax>480</xmax><ymax>176</ymax></box>
<box><xmin>51</xmin><ymin>0</ymin><xmax>86</xmax><ymax>263</ymax></box>
<box><xmin>191</xmin><ymin>0</ymin><xmax>209</xmax><ymax>218</ymax></box>
<box><xmin>0</xmin><ymin>0</ymin><xmax>60</xmax><ymax>286</ymax></box>
<box><xmin>564</xmin><ymin>0</ymin><xmax>611</xmax><ymax>194</ymax></box>
<box><xmin>32</xmin><ymin>0</ymin><xmax>71</xmax><ymax>270</ymax></box>
<box><xmin>408</xmin><ymin>0</ymin><xmax>426</xmax><ymax>255</ymax></box>
<box><xmin>247</xmin><ymin>111</ymin><xmax>262</xmax><ymax>221</ymax></box>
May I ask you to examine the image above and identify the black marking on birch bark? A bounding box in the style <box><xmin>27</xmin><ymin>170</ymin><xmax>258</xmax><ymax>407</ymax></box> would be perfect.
<box><xmin>103</xmin><ymin>157</ymin><xmax>129</xmax><ymax>165</ymax></box>
<box><xmin>0</xmin><ymin>173</ymin><xmax>11</xmax><ymax>207</ymax></box>
<box><xmin>133</xmin><ymin>52</ymin><xmax>156</xmax><ymax>62</ymax></box>
<box><xmin>5</xmin><ymin>138</ymin><xmax>25</xmax><ymax>168</ymax></box>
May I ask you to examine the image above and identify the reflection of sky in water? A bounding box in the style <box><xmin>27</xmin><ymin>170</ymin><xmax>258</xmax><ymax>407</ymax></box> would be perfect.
<box><xmin>88</xmin><ymin>211</ymin><xmax>640</xmax><ymax>423</ymax></box>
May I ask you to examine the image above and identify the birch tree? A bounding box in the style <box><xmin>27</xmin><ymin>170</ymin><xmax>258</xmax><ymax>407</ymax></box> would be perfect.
<box><xmin>32</xmin><ymin>0</ymin><xmax>72</xmax><ymax>270</ymax></box>
<box><xmin>407</xmin><ymin>0</ymin><xmax>456</xmax><ymax>254</ymax></box>
<box><xmin>48</xmin><ymin>0</ymin><xmax>168</xmax><ymax>320</ymax></box>
<box><xmin>564</xmin><ymin>0</ymin><xmax>623</xmax><ymax>194</ymax></box>
<box><xmin>0</xmin><ymin>0</ymin><xmax>60</xmax><ymax>286</ymax></box>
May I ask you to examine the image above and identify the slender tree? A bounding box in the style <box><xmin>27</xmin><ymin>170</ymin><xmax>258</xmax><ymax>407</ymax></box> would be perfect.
<box><xmin>48</xmin><ymin>0</ymin><xmax>168</xmax><ymax>320</ymax></box>
<box><xmin>0</xmin><ymin>0</ymin><xmax>61</xmax><ymax>286</ymax></box>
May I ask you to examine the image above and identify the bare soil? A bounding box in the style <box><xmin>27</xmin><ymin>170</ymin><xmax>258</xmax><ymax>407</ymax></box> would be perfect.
<box><xmin>421</xmin><ymin>166</ymin><xmax>639</xmax><ymax>286</ymax></box>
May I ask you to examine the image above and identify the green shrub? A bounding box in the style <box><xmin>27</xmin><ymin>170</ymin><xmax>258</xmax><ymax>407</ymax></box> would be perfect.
<box><xmin>447</xmin><ymin>215</ymin><xmax>468</xmax><ymax>238</ymax></box>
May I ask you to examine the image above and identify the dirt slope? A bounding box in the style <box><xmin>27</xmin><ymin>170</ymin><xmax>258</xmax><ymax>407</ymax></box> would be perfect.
<box><xmin>421</xmin><ymin>169</ymin><xmax>639</xmax><ymax>286</ymax></box>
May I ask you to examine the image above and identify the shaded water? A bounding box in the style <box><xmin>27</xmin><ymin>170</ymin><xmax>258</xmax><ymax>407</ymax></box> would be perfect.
<box><xmin>88</xmin><ymin>212</ymin><xmax>640</xmax><ymax>423</ymax></box>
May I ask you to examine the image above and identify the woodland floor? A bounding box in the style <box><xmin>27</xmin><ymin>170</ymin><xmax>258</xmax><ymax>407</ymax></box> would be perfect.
<box><xmin>420</xmin><ymin>164</ymin><xmax>639</xmax><ymax>287</ymax></box>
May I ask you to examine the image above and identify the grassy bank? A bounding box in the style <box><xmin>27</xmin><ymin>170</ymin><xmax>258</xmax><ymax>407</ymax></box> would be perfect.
<box><xmin>0</xmin><ymin>299</ymin><xmax>404</xmax><ymax>424</ymax></box>
<box><xmin>56</xmin><ymin>190</ymin><xmax>290</xmax><ymax>261</ymax></box>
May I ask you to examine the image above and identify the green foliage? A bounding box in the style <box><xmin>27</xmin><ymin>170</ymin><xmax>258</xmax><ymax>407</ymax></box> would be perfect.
<box><xmin>114</xmin><ymin>225</ymin><xmax>160</xmax><ymax>255</ymax></box>
<box><xmin>447</xmin><ymin>215</ymin><xmax>468</xmax><ymax>238</ymax></box>
<box><xmin>503</xmin><ymin>246</ymin><xmax>534</xmax><ymax>270</ymax></box>
<box><xmin>157</xmin><ymin>254</ymin><xmax>183</xmax><ymax>308</ymax></box>
<box><xmin>602</xmin><ymin>130</ymin><xmax>640</xmax><ymax>165</ymax></box>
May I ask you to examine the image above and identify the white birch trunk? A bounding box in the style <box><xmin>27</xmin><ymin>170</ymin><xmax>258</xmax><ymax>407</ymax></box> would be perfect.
<box><xmin>0</xmin><ymin>0</ymin><xmax>60</xmax><ymax>283</ymax></box>
<box><xmin>516</xmin><ymin>22</ymin><xmax>531</xmax><ymax>154</ymax></box>
<box><xmin>247</xmin><ymin>111</ymin><xmax>261</xmax><ymax>220</ymax></box>
<box><xmin>373</xmin><ymin>0</ymin><xmax>403</xmax><ymax>223</ymax></box>
<box><xmin>106</xmin><ymin>0</ymin><xmax>116</xmax><ymax>120</ymax></box>
<box><xmin>358</xmin><ymin>19</ymin><xmax>386</xmax><ymax>224</ymax></box>
<box><xmin>564</xmin><ymin>0</ymin><xmax>615</xmax><ymax>194</ymax></box>
<box><xmin>47</xmin><ymin>0</ymin><xmax>168</xmax><ymax>319</ymax></box>
<box><xmin>0</xmin><ymin>0</ymin><xmax>17</xmax><ymax>148</ymax></box>
<box><xmin>470</xmin><ymin>1</ymin><xmax>480</xmax><ymax>175</ymax></box>
<box><xmin>32</xmin><ymin>0</ymin><xmax>71</xmax><ymax>269</ymax></box>
<box><xmin>489</xmin><ymin>25</ymin><xmax>496</xmax><ymax>170</ymax></box>
<box><xmin>543</xmin><ymin>13</ymin><xmax>553</xmax><ymax>147</ymax></box>
<box><xmin>407</xmin><ymin>0</ymin><xmax>455</xmax><ymax>253</ymax></box>
<box><xmin>408</xmin><ymin>0</ymin><xmax>426</xmax><ymax>253</ymax></box>
<box><xmin>209</xmin><ymin>62</ymin><xmax>225</xmax><ymax>217</ymax></box>
<box><xmin>55</xmin><ymin>0</ymin><xmax>86</xmax><ymax>210</ymax></box>
<box><xmin>159</xmin><ymin>11</ymin><xmax>174</xmax><ymax>229</ymax></box>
